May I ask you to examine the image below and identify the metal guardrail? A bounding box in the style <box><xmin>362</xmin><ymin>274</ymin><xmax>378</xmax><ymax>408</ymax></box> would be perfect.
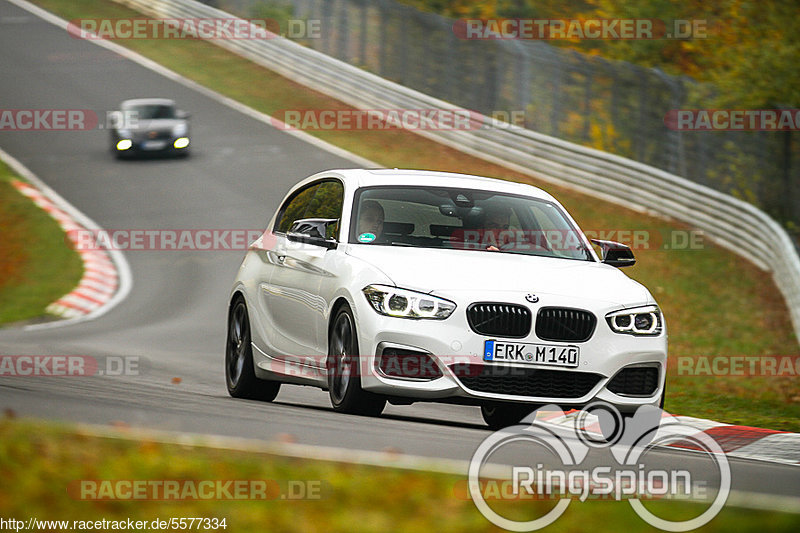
<box><xmin>116</xmin><ymin>0</ymin><xmax>800</xmax><ymax>342</ymax></box>
<box><xmin>225</xmin><ymin>0</ymin><xmax>799</xmax><ymax>227</ymax></box>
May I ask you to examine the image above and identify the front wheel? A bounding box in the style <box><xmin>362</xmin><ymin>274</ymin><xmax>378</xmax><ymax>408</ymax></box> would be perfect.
<box><xmin>225</xmin><ymin>297</ymin><xmax>280</xmax><ymax>401</ymax></box>
<box><xmin>327</xmin><ymin>305</ymin><xmax>385</xmax><ymax>416</ymax></box>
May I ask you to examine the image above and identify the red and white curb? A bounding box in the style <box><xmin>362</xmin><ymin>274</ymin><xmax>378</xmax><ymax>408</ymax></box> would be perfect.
<box><xmin>536</xmin><ymin>410</ymin><xmax>800</xmax><ymax>466</ymax></box>
<box><xmin>12</xmin><ymin>180</ymin><xmax>118</xmax><ymax>319</ymax></box>
<box><xmin>1</xmin><ymin>147</ymin><xmax>131</xmax><ymax>329</ymax></box>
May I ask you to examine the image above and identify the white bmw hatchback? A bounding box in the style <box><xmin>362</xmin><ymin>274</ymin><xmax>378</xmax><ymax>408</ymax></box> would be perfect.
<box><xmin>226</xmin><ymin>169</ymin><xmax>667</xmax><ymax>428</ymax></box>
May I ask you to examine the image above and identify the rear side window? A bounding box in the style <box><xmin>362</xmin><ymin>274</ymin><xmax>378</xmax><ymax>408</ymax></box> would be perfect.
<box><xmin>274</xmin><ymin>180</ymin><xmax>344</xmax><ymax>237</ymax></box>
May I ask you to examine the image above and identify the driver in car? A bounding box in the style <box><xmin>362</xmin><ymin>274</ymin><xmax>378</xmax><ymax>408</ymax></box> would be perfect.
<box><xmin>356</xmin><ymin>200</ymin><xmax>385</xmax><ymax>243</ymax></box>
<box><xmin>483</xmin><ymin>205</ymin><xmax>513</xmax><ymax>251</ymax></box>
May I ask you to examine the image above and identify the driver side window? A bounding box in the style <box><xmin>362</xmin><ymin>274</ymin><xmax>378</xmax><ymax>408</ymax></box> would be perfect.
<box><xmin>275</xmin><ymin>184</ymin><xmax>319</xmax><ymax>234</ymax></box>
<box><xmin>274</xmin><ymin>180</ymin><xmax>344</xmax><ymax>238</ymax></box>
<box><xmin>304</xmin><ymin>181</ymin><xmax>344</xmax><ymax>239</ymax></box>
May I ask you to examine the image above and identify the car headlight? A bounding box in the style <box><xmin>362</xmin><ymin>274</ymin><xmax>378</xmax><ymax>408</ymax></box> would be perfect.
<box><xmin>173</xmin><ymin>137</ymin><xmax>190</xmax><ymax>149</ymax></box>
<box><xmin>172</xmin><ymin>123</ymin><xmax>188</xmax><ymax>136</ymax></box>
<box><xmin>116</xmin><ymin>139</ymin><xmax>132</xmax><ymax>151</ymax></box>
<box><xmin>606</xmin><ymin>305</ymin><xmax>663</xmax><ymax>335</ymax></box>
<box><xmin>363</xmin><ymin>285</ymin><xmax>456</xmax><ymax>320</ymax></box>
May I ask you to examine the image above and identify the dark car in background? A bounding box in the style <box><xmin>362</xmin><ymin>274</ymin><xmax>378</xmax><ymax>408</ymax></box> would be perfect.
<box><xmin>109</xmin><ymin>98</ymin><xmax>190</xmax><ymax>158</ymax></box>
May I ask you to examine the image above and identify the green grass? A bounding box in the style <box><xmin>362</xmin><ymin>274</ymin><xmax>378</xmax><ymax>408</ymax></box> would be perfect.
<box><xmin>0</xmin><ymin>161</ymin><xmax>83</xmax><ymax>324</ymax></box>
<box><xmin>15</xmin><ymin>0</ymin><xmax>800</xmax><ymax>430</ymax></box>
<box><xmin>1</xmin><ymin>418</ymin><xmax>798</xmax><ymax>533</ymax></box>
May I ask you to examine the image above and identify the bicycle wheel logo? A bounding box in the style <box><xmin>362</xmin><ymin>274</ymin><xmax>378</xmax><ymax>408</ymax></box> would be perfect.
<box><xmin>468</xmin><ymin>402</ymin><xmax>730</xmax><ymax>531</ymax></box>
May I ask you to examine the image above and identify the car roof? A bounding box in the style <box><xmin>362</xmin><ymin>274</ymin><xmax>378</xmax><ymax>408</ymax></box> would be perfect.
<box><xmin>121</xmin><ymin>98</ymin><xmax>176</xmax><ymax>108</ymax></box>
<box><xmin>305</xmin><ymin>169</ymin><xmax>557</xmax><ymax>202</ymax></box>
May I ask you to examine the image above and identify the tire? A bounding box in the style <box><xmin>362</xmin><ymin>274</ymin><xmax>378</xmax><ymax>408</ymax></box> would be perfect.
<box><xmin>225</xmin><ymin>297</ymin><xmax>280</xmax><ymax>401</ymax></box>
<box><xmin>481</xmin><ymin>403</ymin><xmax>538</xmax><ymax>430</ymax></box>
<box><xmin>327</xmin><ymin>304</ymin><xmax>385</xmax><ymax>416</ymax></box>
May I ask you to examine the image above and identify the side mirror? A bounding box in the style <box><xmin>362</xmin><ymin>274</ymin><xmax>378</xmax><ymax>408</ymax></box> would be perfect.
<box><xmin>176</xmin><ymin>110</ymin><xmax>190</xmax><ymax>120</ymax></box>
<box><xmin>591</xmin><ymin>239</ymin><xmax>636</xmax><ymax>268</ymax></box>
<box><xmin>287</xmin><ymin>218</ymin><xmax>339</xmax><ymax>250</ymax></box>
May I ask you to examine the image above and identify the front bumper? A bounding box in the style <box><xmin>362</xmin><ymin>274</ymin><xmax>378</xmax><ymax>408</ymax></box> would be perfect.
<box><xmin>354</xmin><ymin>295</ymin><xmax>667</xmax><ymax>411</ymax></box>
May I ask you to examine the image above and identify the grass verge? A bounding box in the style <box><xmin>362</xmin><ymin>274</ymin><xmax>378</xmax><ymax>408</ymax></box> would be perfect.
<box><xmin>0</xmin><ymin>417</ymin><xmax>798</xmax><ymax>533</ymax></box>
<box><xmin>15</xmin><ymin>0</ymin><xmax>800</xmax><ymax>430</ymax></box>
<box><xmin>0</xmin><ymin>160</ymin><xmax>82</xmax><ymax>325</ymax></box>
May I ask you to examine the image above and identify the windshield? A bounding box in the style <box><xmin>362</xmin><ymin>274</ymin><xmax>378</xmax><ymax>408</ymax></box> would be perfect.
<box><xmin>350</xmin><ymin>186</ymin><xmax>593</xmax><ymax>261</ymax></box>
<box><xmin>124</xmin><ymin>104</ymin><xmax>176</xmax><ymax>120</ymax></box>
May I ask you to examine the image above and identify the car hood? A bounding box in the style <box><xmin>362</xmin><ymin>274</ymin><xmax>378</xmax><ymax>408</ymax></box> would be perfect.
<box><xmin>345</xmin><ymin>245</ymin><xmax>653</xmax><ymax>307</ymax></box>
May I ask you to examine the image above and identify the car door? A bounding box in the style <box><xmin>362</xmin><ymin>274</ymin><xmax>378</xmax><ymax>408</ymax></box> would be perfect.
<box><xmin>253</xmin><ymin>182</ymin><xmax>317</xmax><ymax>357</ymax></box>
<box><xmin>266</xmin><ymin>180</ymin><xmax>344</xmax><ymax>363</ymax></box>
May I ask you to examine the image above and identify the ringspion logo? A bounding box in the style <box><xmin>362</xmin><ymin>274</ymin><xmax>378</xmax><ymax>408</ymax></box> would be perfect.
<box><xmin>468</xmin><ymin>403</ymin><xmax>730</xmax><ymax>531</ymax></box>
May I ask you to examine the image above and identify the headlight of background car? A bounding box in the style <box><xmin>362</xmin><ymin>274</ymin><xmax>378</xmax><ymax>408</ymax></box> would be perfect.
<box><xmin>606</xmin><ymin>305</ymin><xmax>662</xmax><ymax>335</ymax></box>
<box><xmin>363</xmin><ymin>285</ymin><xmax>456</xmax><ymax>320</ymax></box>
<box><xmin>172</xmin><ymin>123</ymin><xmax>188</xmax><ymax>136</ymax></box>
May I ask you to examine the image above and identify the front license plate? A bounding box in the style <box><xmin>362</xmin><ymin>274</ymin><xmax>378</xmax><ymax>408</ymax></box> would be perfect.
<box><xmin>483</xmin><ymin>340</ymin><xmax>579</xmax><ymax>368</ymax></box>
<box><xmin>141</xmin><ymin>140</ymin><xmax>166</xmax><ymax>150</ymax></box>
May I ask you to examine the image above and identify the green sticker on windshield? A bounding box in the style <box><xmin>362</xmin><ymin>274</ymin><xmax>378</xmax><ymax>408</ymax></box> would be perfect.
<box><xmin>357</xmin><ymin>232</ymin><xmax>376</xmax><ymax>243</ymax></box>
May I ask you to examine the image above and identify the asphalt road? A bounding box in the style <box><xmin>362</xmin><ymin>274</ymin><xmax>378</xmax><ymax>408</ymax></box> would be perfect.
<box><xmin>0</xmin><ymin>0</ymin><xmax>798</xmax><ymax>510</ymax></box>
